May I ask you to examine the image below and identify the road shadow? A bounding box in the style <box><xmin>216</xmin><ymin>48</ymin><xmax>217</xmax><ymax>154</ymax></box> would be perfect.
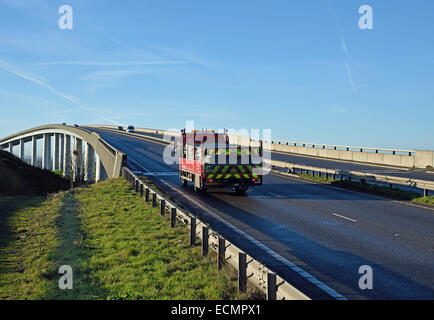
<box><xmin>42</xmin><ymin>191</ymin><xmax>109</xmax><ymax>300</ymax></box>
<box><xmin>165</xmin><ymin>185</ymin><xmax>434</xmax><ymax>300</ymax></box>
<box><xmin>0</xmin><ymin>196</ymin><xmax>46</xmax><ymax>266</ymax></box>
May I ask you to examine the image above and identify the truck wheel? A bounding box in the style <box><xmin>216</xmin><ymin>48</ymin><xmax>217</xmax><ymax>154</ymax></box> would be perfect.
<box><xmin>234</xmin><ymin>187</ymin><xmax>247</xmax><ymax>195</ymax></box>
<box><xmin>194</xmin><ymin>184</ymin><xmax>200</xmax><ymax>193</ymax></box>
<box><xmin>194</xmin><ymin>184</ymin><xmax>207</xmax><ymax>194</ymax></box>
<box><xmin>182</xmin><ymin>179</ymin><xmax>188</xmax><ymax>187</ymax></box>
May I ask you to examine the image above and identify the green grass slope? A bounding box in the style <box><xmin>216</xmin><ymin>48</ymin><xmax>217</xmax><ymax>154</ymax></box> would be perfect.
<box><xmin>0</xmin><ymin>178</ymin><xmax>261</xmax><ymax>300</ymax></box>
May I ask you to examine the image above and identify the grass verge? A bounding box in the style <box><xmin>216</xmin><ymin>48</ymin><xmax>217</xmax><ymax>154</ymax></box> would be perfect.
<box><xmin>0</xmin><ymin>178</ymin><xmax>262</xmax><ymax>300</ymax></box>
<box><xmin>285</xmin><ymin>171</ymin><xmax>434</xmax><ymax>206</ymax></box>
<box><xmin>0</xmin><ymin>195</ymin><xmax>62</xmax><ymax>299</ymax></box>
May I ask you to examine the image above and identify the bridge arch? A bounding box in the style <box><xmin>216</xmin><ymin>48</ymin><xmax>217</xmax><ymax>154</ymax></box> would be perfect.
<box><xmin>0</xmin><ymin>124</ymin><xmax>126</xmax><ymax>182</ymax></box>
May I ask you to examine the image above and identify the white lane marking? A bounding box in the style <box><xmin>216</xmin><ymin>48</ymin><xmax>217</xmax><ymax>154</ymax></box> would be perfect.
<box><xmin>141</xmin><ymin>172</ymin><xmax>179</xmax><ymax>176</ymax></box>
<box><xmin>129</xmin><ymin>156</ymin><xmax>346</xmax><ymax>300</ymax></box>
<box><xmin>332</xmin><ymin>213</ymin><xmax>357</xmax><ymax>223</ymax></box>
<box><xmin>267</xmin><ymin>192</ymin><xmax>283</xmax><ymax>198</ymax></box>
<box><xmin>392</xmin><ymin>200</ymin><xmax>434</xmax><ymax>212</ymax></box>
<box><xmin>128</xmin><ymin>158</ymin><xmax>151</xmax><ymax>173</ymax></box>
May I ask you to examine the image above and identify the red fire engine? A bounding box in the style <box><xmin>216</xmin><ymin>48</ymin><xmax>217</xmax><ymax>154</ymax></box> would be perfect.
<box><xmin>178</xmin><ymin>129</ymin><xmax>263</xmax><ymax>194</ymax></box>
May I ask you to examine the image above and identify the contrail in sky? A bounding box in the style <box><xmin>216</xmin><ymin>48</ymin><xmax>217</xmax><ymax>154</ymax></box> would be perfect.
<box><xmin>0</xmin><ymin>58</ymin><xmax>121</xmax><ymax>125</ymax></box>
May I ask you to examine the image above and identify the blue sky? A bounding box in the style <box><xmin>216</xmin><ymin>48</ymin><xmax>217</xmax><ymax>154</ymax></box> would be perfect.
<box><xmin>0</xmin><ymin>0</ymin><xmax>433</xmax><ymax>150</ymax></box>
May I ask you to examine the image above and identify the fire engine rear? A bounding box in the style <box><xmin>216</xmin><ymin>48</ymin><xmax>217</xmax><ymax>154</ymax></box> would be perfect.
<box><xmin>178</xmin><ymin>129</ymin><xmax>263</xmax><ymax>194</ymax></box>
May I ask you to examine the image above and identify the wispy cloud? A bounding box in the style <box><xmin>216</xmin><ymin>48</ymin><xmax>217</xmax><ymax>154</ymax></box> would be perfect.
<box><xmin>345</xmin><ymin>63</ymin><xmax>358</xmax><ymax>94</ymax></box>
<box><xmin>341</xmin><ymin>35</ymin><xmax>349</xmax><ymax>57</ymax></box>
<box><xmin>329</xmin><ymin>105</ymin><xmax>366</xmax><ymax>113</ymax></box>
<box><xmin>323</xmin><ymin>0</ymin><xmax>359</xmax><ymax>95</ymax></box>
<box><xmin>340</xmin><ymin>35</ymin><xmax>358</xmax><ymax>95</ymax></box>
<box><xmin>0</xmin><ymin>58</ymin><xmax>121</xmax><ymax>124</ymax></box>
<box><xmin>34</xmin><ymin>60</ymin><xmax>188</xmax><ymax>66</ymax></box>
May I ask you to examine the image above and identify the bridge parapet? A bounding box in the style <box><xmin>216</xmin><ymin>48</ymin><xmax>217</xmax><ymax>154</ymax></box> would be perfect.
<box><xmin>0</xmin><ymin>124</ymin><xmax>126</xmax><ymax>182</ymax></box>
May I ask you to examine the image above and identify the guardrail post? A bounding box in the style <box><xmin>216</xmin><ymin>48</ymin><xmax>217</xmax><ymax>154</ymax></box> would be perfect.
<box><xmin>160</xmin><ymin>199</ymin><xmax>165</xmax><ymax>216</ymax></box>
<box><xmin>152</xmin><ymin>193</ymin><xmax>157</xmax><ymax>208</ymax></box>
<box><xmin>238</xmin><ymin>252</ymin><xmax>247</xmax><ymax>293</ymax></box>
<box><xmin>145</xmin><ymin>188</ymin><xmax>150</xmax><ymax>202</ymax></box>
<box><xmin>267</xmin><ymin>273</ymin><xmax>277</xmax><ymax>300</ymax></box>
<box><xmin>202</xmin><ymin>227</ymin><xmax>209</xmax><ymax>257</ymax></box>
<box><xmin>139</xmin><ymin>184</ymin><xmax>144</xmax><ymax>197</ymax></box>
<box><xmin>171</xmin><ymin>208</ymin><xmax>177</xmax><ymax>228</ymax></box>
<box><xmin>190</xmin><ymin>217</ymin><xmax>196</xmax><ymax>246</ymax></box>
<box><xmin>424</xmin><ymin>189</ymin><xmax>429</xmax><ymax>197</ymax></box>
<box><xmin>218</xmin><ymin>237</ymin><xmax>225</xmax><ymax>271</ymax></box>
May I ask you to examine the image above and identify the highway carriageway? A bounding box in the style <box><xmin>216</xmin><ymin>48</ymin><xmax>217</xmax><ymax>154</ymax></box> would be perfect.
<box><xmin>83</xmin><ymin>127</ymin><xmax>434</xmax><ymax>300</ymax></box>
<box><xmin>117</xmin><ymin>128</ymin><xmax>434</xmax><ymax>184</ymax></box>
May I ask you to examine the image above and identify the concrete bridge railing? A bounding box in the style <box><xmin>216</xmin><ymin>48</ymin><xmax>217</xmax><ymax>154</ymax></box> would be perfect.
<box><xmin>0</xmin><ymin>124</ymin><xmax>126</xmax><ymax>182</ymax></box>
<box><xmin>264</xmin><ymin>142</ymin><xmax>434</xmax><ymax>169</ymax></box>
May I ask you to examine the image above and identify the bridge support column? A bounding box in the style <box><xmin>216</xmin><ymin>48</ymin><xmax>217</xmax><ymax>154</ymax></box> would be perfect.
<box><xmin>59</xmin><ymin>134</ymin><xmax>64</xmax><ymax>172</ymax></box>
<box><xmin>95</xmin><ymin>154</ymin><xmax>108</xmax><ymax>182</ymax></box>
<box><xmin>63</xmin><ymin>135</ymin><xmax>71</xmax><ymax>178</ymax></box>
<box><xmin>19</xmin><ymin>139</ymin><xmax>25</xmax><ymax>161</ymax></box>
<box><xmin>31</xmin><ymin>136</ymin><xmax>38</xmax><ymax>167</ymax></box>
<box><xmin>9</xmin><ymin>142</ymin><xmax>13</xmax><ymax>154</ymax></box>
<box><xmin>42</xmin><ymin>134</ymin><xmax>51</xmax><ymax>170</ymax></box>
<box><xmin>53</xmin><ymin>134</ymin><xmax>60</xmax><ymax>171</ymax></box>
<box><xmin>73</xmin><ymin>137</ymin><xmax>83</xmax><ymax>183</ymax></box>
<box><xmin>85</xmin><ymin>143</ymin><xmax>95</xmax><ymax>182</ymax></box>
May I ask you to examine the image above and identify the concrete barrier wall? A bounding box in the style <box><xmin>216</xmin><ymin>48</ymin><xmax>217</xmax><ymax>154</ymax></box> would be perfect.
<box><xmin>415</xmin><ymin>151</ymin><xmax>434</xmax><ymax>169</ymax></box>
<box><xmin>263</xmin><ymin>141</ymin><xmax>429</xmax><ymax>168</ymax></box>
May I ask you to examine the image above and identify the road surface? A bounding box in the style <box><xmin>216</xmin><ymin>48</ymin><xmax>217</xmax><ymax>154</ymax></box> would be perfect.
<box><xmin>85</xmin><ymin>127</ymin><xmax>434</xmax><ymax>300</ymax></box>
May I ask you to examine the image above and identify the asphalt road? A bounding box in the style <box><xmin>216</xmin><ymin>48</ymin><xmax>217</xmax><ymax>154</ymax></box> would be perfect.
<box><xmin>128</xmin><ymin>128</ymin><xmax>434</xmax><ymax>182</ymax></box>
<box><xmin>85</xmin><ymin>127</ymin><xmax>434</xmax><ymax>300</ymax></box>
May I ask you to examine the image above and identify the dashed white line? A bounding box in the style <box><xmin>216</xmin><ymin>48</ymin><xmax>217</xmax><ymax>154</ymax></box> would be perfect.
<box><xmin>267</xmin><ymin>192</ymin><xmax>283</xmax><ymax>198</ymax></box>
<box><xmin>332</xmin><ymin>213</ymin><xmax>357</xmax><ymax>223</ymax></box>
